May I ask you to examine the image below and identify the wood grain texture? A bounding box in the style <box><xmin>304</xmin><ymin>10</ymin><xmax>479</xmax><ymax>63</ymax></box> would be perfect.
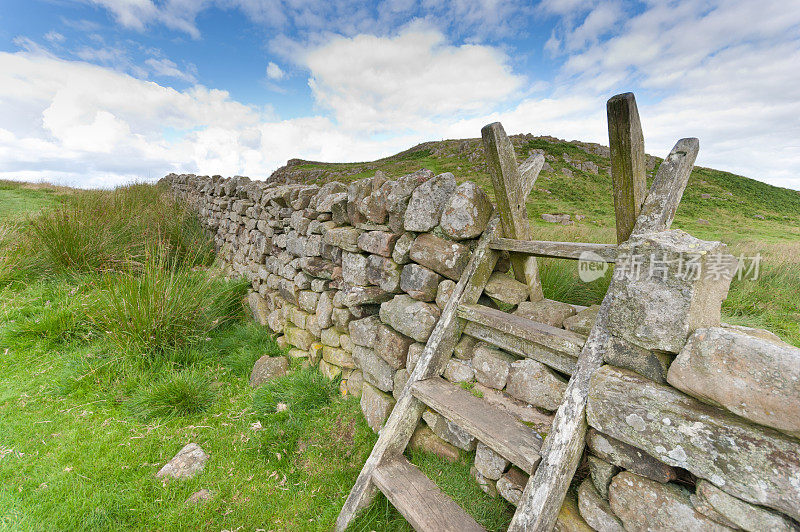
<box><xmin>457</xmin><ymin>304</ymin><xmax>586</xmax><ymax>357</ymax></box>
<box><xmin>372</xmin><ymin>455</ymin><xmax>486</xmax><ymax>532</ymax></box>
<box><xmin>335</xmin><ymin>219</ymin><xmax>501</xmax><ymax>531</ymax></box>
<box><xmin>462</xmin><ymin>321</ymin><xmax>577</xmax><ymax>375</ymax></box>
<box><xmin>607</xmin><ymin>93</ymin><xmax>646</xmax><ymax>244</ymax></box>
<box><xmin>490</xmin><ymin>238</ymin><xmax>618</xmax><ymax>262</ymax></box>
<box><xmin>632</xmin><ymin>137</ymin><xmax>699</xmax><ymax>235</ymax></box>
<box><xmin>412</xmin><ymin>377</ymin><xmax>543</xmax><ymax>474</ymax></box>
<box><xmin>481</xmin><ymin>122</ymin><xmax>544</xmax><ymax>301</ymax></box>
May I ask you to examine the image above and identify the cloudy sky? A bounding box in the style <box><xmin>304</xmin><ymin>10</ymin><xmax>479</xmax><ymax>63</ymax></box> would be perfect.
<box><xmin>1</xmin><ymin>1</ymin><xmax>799</xmax><ymax>189</ymax></box>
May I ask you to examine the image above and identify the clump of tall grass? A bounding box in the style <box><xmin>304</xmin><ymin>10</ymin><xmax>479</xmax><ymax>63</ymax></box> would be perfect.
<box><xmin>126</xmin><ymin>368</ymin><xmax>215</xmax><ymax>421</ymax></box>
<box><xmin>538</xmin><ymin>258</ymin><xmax>611</xmax><ymax>306</ymax></box>
<box><xmin>89</xmin><ymin>245</ymin><xmax>248</xmax><ymax>363</ymax></box>
<box><xmin>25</xmin><ymin>183</ymin><xmax>214</xmax><ymax>277</ymax></box>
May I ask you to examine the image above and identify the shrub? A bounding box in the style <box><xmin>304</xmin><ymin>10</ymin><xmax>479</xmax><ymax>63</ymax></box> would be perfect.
<box><xmin>127</xmin><ymin>368</ymin><xmax>215</xmax><ymax>421</ymax></box>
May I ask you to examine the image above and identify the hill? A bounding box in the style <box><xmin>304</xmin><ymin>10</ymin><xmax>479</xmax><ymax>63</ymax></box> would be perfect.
<box><xmin>268</xmin><ymin>135</ymin><xmax>800</xmax><ymax>245</ymax></box>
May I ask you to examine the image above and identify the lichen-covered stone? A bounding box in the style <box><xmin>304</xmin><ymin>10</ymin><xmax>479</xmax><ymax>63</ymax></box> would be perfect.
<box><xmin>586</xmin><ymin>428</ymin><xmax>676</xmax><ymax>484</ymax></box>
<box><xmin>606</xmin><ymin>230</ymin><xmax>737</xmax><ymax>353</ymax></box>
<box><xmin>406</xmin><ymin>342</ymin><xmax>425</xmax><ymax>373</ymax></box>
<box><xmin>322</xmin><ymin>226</ymin><xmax>361</xmax><ymax>252</ymax></box>
<box><xmin>360</xmin><ymin>382</ymin><xmax>395</xmax><ymax>432</ymax></box>
<box><xmin>339</xmin><ymin>285</ymin><xmax>394</xmax><ymax>307</ymax></box>
<box><xmin>506</xmin><ymin>359</ymin><xmax>568</xmax><ymax>411</ymax></box>
<box><xmin>352</xmin><ymin>345</ymin><xmax>394</xmax><ymax>392</ymax></box>
<box><xmin>400</xmin><ymin>263</ymin><xmax>442</xmax><ymax>301</ymax></box>
<box><xmin>379</xmin><ymin>294</ymin><xmax>441</xmax><ymax>343</ymax></box>
<box><xmin>391</xmin><ymin>232</ymin><xmax>415</xmax><ymax>265</ymax></box>
<box><xmin>376</xmin><ymin>323</ymin><xmax>412</xmax><ymax>369</ymax></box>
<box><xmin>423</xmin><ymin>410</ymin><xmax>476</xmax><ymax>450</ymax></box>
<box><xmin>472</xmin><ymin>344</ymin><xmax>515</xmax><ymax>389</ymax></box>
<box><xmin>588</xmin><ymin>365</ymin><xmax>800</xmax><ymax>520</ymax></box>
<box><xmin>514</xmin><ymin>299</ymin><xmax>576</xmax><ymax>328</ymax></box>
<box><xmin>349</xmin><ymin>315</ymin><xmax>380</xmax><ymax>348</ymax></box>
<box><xmin>435</xmin><ymin>278</ymin><xmax>456</xmax><ymax>309</ymax></box>
<box><xmin>453</xmin><ymin>335</ymin><xmax>477</xmax><ymax>360</ymax></box>
<box><xmin>392</xmin><ymin>368</ymin><xmax>410</xmax><ymax>400</ymax></box>
<box><xmin>322</xmin><ymin>345</ymin><xmax>355</xmax><ymax>368</ymax></box>
<box><xmin>408</xmin><ymin>423</ymin><xmax>460</xmax><ymax>462</ymax></box>
<box><xmin>440</xmin><ymin>181</ymin><xmax>493</xmax><ymax>239</ymax></box>
<box><xmin>365</xmin><ymin>255</ymin><xmax>401</xmax><ymax>292</ymax></box>
<box><xmin>156</xmin><ymin>443</ymin><xmax>209</xmax><ymax>480</ymax></box>
<box><xmin>386</xmin><ymin>169</ymin><xmax>434</xmax><ymax>215</ymax></box>
<box><xmin>668</xmin><ymin>327</ymin><xmax>800</xmax><ymax>438</ymax></box>
<box><xmin>475</xmin><ymin>442</ymin><xmax>510</xmax><ymax>480</ymax></box>
<box><xmin>608</xmin><ymin>472</ymin><xmax>732</xmax><ymax>532</ymax></box>
<box><xmin>693</xmin><ymin>480</ymin><xmax>798</xmax><ymax>532</ymax></box>
<box><xmin>357</xmin><ymin>230</ymin><xmax>399</xmax><ymax>257</ymax></box>
<box><xmin>342</xmin><ymin>252</ymin><xmax>369</xmax><ymax>286</ymax></box>
<box><xmin>497</xmin><ymin>467</ymin><xmax>528</xmax><ymax>505</ymax></box>
<box><xmin>249</xmin><ymin>355</ymin><xmax>289</xmax><ymax>387</ymax></box>
<box><xmin>404</xmin><ymin>172</ymin><xmax>456</xmax><ymax>232</ymax></box>
<box><xmin>285</xmin><ymin>325</ymin><xmax>314</xmax><ymax>350</ymax></box>
<box><xmin>443</xmin><ymin>358</ymin><xmax>474</xmax><ymax>383</ymax></box>
<box><xmin>409</xmin><ymin>233</ymin><xmax>470</xmax><ymax>280</ymax></box>
<box><xmin>484</xmin><ymin>272</ymin><xmax>528</xmax><ymax>307</ymax></box>
<box><xmin>588</xmin><ymin>455</ymin><xmax>619</xmax><ymax>500</ymax></box>
<box><xmin>346</xmin><ymin>370</ymin><xmax>364</xmax><ymax>398</ymax></box>
<box><xmin>577</xmin><ymin>479</ymin><xmax>625</xmax><ymax>532</ymax></box>
<box><xmin>563</xmin><ymin>305</ymin><xmax>600</xmax><ymax>335</ymax></box>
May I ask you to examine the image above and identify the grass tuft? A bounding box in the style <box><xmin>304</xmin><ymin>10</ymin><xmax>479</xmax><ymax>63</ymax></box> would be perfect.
<box><xmin>126</xmin><ymin>368</ymin><xmax>215</xmax><ymax>421</ymax></box>
<box><xmin>252</xmin><ymin>367</ymin><xmax>339</xmax><ymax>417</ymax></box>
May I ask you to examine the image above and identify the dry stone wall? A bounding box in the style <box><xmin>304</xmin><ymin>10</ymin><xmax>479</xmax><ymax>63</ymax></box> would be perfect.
<box><xmin>162</xmin><ymin>170</ymin><xmax>800</xmax><ymax>531</ymax></box>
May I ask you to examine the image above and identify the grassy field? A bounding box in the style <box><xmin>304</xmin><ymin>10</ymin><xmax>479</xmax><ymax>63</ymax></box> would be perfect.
<box><xmin>0</xmin><ymin>181</ymin><xmax>509</xmax><ymax>531</ymax></box>
<box><xmin>0</xmin><ymin>151</ymin><xmax>797</xmax><ymax>531</ymax></box>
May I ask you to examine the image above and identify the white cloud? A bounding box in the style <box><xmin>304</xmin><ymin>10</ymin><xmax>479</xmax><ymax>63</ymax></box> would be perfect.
<box><xmin>44</xmin><ymin>31</ymin><xmax>66</xmax><ymax>44</ymax></box>
<box><xmin>303</xmin><ymin>24</ymin><xmax>525</xmax><ymax>132</ymax></box>
<box><xmin>266</xmin><ymin>61</ymin><xmax>285</xmax><ymax>80</ymax></box>
<box><xmin>145</xmin><ymin>57</ymin><xmax>198</xmax><ymax>82</ymax></box>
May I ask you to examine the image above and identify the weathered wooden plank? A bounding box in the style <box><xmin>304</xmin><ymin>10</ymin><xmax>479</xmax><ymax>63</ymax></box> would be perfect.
<box><xmin>462</xmin><ymin>321</ymin><xmax>577</xmax><ymax>375</ymax></box>
<box><xmin>607</xmin><ymin>93</ymin><xmax>646</xmax><ymax>244</ymax></box>
<box><xmin>335</xmin><ymin>218</ymin><xmax>500</xmax><ymax>531</ymax></box>
<box><xmin>631</xmin><ymin>138</ymin><xmax>699</xmax><ymax>235</ymax></box>
<box><xmin>490</xmin><ymin>238</ymin><xmax>618</xmax><ymax>262</ymax></box>
<box><xmin>481</xmin><ymin>122</ymin><xmax>544</xmax><ymax>301</ymax></box>
<box><xmin>372</xmin><ymin>455</ymin><xmax>486</xmax><ymax>532</ymax></box>
<box><xmin>457</xmin><ymin>304</ymin><xmax>586</xmax><ymax>357</ymax></box>
<box><xmin>412</xmin><ymin>377</ymin><xmax>543</xmax><ymax>474</ymax></box>
<box><xmin>507</xmin><ymin>292</ymin><xmax>613</xmax><ymax>532</ymax></box>
<box><xmin>519</xmin><ymin>153</ymin><xmax>545</xmax><ymax>199</ymax></box>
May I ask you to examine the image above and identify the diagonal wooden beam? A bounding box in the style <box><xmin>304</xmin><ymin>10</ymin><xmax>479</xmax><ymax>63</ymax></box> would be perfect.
<box><xmin>519</xmin><ymin>153</ymin><xmax>545</xmax><ymax>199</ymax></box>
<box><xmin>632</xmin><ymin>137</ymin><xmax>699</xmax><ymax>235</ymax></box>
<box><xmin>607</xmin><ymin>92</ymin><xmax>647</xmax><ymax>244</ymax></box>
<box><xmin>481</xmin><ymin>122</ymin><xmax>544</xmax><ymax>301</ymax></box>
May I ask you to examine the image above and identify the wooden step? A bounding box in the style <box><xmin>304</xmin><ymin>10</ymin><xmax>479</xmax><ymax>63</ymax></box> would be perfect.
<box><xmin>411</xmin><ymin>377</ymin><xmax>542</xmax><ymax>474</ymax></box>
<box><xmin>463</xmin><ymin>321</ymin><xmax>577</xmax><ymax>375</ymax></box>
<box><xmin>372</xmin><ymin>455</ymin><xmax>485</xmax><ymax>532</ymax></box>
<box><xmin>489</xmin><ymin>237</ymin><xmax>618</xmax><ymax>262</ymax></box>
<box><xmin>458</xmin><ymin>303</ymin><xmax>586</xmax><ymax>358</ymax></box>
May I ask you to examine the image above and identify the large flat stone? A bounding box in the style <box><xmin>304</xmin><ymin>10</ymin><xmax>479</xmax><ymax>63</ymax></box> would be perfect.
<box><xmin>400</xmin><ymin>263</ymin><xmax>442</xmax><ymax>301</ymax></box>
<box><xmin>586</xmin><ymin>428</ymin><xmax>676</xmax><ymax>483</ymax></box>
<box><xmin>577</xmin><ymin>479</ymin><xmax>625</xmax><ymax>532</ymax></box>
<box><xmin>514</xmin><ymin>299</ymin><xmax>576</xmax><ymax>328</ymax></box>
<box><xmin>668</xmin><ymin>327</ymin><xmax>800</xmax><ymax>438</ymax></box>
<box><xmin>587</xmin><ymin>365</ymin><xmax>800</xmax><ymax>520</ymax></box>
<box><xmin>472</xmin><ymin>344</ymin><xmax>515</xmax><ymax>389</ymax></box>
<box><xmin>693</xmin><ymin>480</ymin><xmax>799</xmax><ymax>532</ymax></box>
<box><xmin>349</xmin><ymin>315</ymin><xmax>380</xmax><ymax>347</ymax></box>
<box><xmin>360</xmin><ymin>382</ymin><xmax>395</xmax><ymax>432</ymax></box>
<box><xmin>249</xmin><ymin>355</ymin><xmax>289</xmax><ymax>387</ymax></box>
<box><xmin>375</xmin><ymin>323</ymin><xmax>412</xmax><ymax>369</ymax></box>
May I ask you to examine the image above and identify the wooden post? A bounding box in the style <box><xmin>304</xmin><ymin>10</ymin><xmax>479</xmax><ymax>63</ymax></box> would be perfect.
<box><xmin>607</xmin><ymin>93</ymin><xmax>646</xmax><ymax>243</ymax></box>
<box><xmin>481</xmin><ymin>122</ymin><xmax>545</xmax><ymax>301</ymax></box>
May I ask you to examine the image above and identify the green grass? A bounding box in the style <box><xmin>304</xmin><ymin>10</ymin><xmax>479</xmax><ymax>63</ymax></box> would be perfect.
<box><xmin>0</xmin><ymin>182</ymin><xmax>512</xmax><ymax>531</ymax></box>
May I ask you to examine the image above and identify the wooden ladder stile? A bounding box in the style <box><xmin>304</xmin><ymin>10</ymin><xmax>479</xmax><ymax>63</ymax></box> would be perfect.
<box><xmin>336</xmin><ymin>92</ymin><xmax>700</xmax><ymax>532</ymax></box>
<box><xmin>335</xmin><ymin>216</ymin><xmax>502</xmax><ymax>532</ymax></box>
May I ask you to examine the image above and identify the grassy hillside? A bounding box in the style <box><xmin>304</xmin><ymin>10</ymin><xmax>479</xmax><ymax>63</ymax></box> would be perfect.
<box><xmin>270</xmin><ymin>135</ymin><xmax>800</xmax><ymax>245</ymax></box>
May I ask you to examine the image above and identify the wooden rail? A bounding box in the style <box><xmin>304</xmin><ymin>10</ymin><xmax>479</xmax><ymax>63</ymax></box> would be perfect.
<box><xmin>489</xmin><ymin>238</ymin><xmax>618</xmax><ymax>262</ymax></box>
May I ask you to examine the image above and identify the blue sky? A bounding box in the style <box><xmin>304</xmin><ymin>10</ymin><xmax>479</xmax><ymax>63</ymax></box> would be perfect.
<box><xmin>1</xmin><ymin>0</ymin><xmax>799</xmax><ymax>189</ymax></box>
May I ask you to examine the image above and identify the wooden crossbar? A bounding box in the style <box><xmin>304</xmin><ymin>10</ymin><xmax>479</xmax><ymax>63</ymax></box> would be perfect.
<box><xmin>489</xmin><ymin>238</ymin><xmax>618</xmax><ymax>262</ymax></box>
